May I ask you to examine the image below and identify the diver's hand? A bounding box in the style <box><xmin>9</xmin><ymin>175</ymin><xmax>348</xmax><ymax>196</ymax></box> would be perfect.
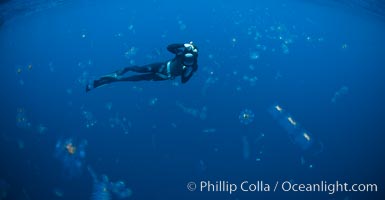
<box><xmin>184</xmin><ymin>42</ymin><xmax>198</xmax><ymax>53</ymax></box>
<box><xmin>184</xmin><ymin>42</ymin><xmax>193</xmax><ymax>51</ymax></box>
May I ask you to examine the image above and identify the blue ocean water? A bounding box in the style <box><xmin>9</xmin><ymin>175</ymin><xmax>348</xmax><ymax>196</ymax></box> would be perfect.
<box><xmin>1</xmin><ymin>0</ymin><xmax>385</xmax><ymax>199</ymax></box>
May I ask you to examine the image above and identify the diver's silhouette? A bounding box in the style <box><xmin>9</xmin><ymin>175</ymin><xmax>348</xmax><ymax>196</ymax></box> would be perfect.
<box><xmin>86</xmin><ymin>42</ymin><xmax>198</xmax><ymax>92</ymax></box>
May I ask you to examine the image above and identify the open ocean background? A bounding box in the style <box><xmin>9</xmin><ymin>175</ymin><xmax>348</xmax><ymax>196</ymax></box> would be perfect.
<box><xmin>0</xmin><ymin>0</ymin><xmax>384</xmax><ymax>199</ymax></box>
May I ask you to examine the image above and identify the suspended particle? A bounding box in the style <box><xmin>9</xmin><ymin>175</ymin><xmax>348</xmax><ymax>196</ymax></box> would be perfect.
<box><xmin>16</xmin><ymin>108</ymin><xmax>31</xmax><ymax>129</ymax></box>
<box><xmin>36</xmin><ymin>124</ymin><xmax>48</xmax><ymax>134</ymax></box>
<box><xmin>82</xmin><ymin>110</ymin><xmax>97</xmax><ymax>128</ymax></box>
<box><xmin>105</xmin><ymin>102</ymin><xmax>113</xmax><ymax>111</ymax></box>
<box><xmin>243</xmin><ymin>75</ymin><xmax>258</xmax><ymax>86</ymax></box>
<box><xmin>110</xmin><ymin>181</ymin><xmax>132</xmax><ymax>199</ymax></box>
<box><xmin>131</xmin><ymin>86</ymin><xmax>143</xmax><ymax>92</ymax></box>
<box><xmin>55</xmin><ymin>138</ymin><xmax>87</xmax><ymax>178</ymax></box>
<box><xmin>115</xmin><ymin>32</ymin><xmax>124</xmax><ymax>38</ymax></box>
<box><xmin>171</xmin><ymin>123</ymin><xmax>177</xmax><ymax>128</ymax></box>
<box><xmin>109</xmin><ymin>114</ymin><xmax>131</xmax><ymax>134</ymax></box>
<box><xmin>124</xmin><ymin>46</ymin><xmax>138</xmax><ymax>59</ymax></box>
<box><xmin>0</xmin><ymin>179</ymin><xmax>10</xmax><ymax>199</ymax></box>
<box><xmin>195</xmin><ymin>160</ymin><xmax>207</xmax><ymax>174</ymax></box>
<box><xmin>53</xmin><ymin>188</ymin><xmax>64</xmax><ymax>198</ymax></box>
<box><xmin>148</xmin><ymin>97</ymin><xmax>158</xmax><ymax>106</ymax></box>
<box><xmin>88</xmin><ymin>166</ymin><xmax>132</xmax><ymax>199</ymax></box>
<box><xmin>92</xmin><ymin>180</ymin><xmax>111</xmax><ymax>200</ymax></box>
<box><xmin>128</xmin><ymin>24</ymin><xmax>134</xmax><ymax>31</ymax></box>
<box><xmin>202</xmin><ymin>128</ymin><xmax>216</xmax><ymax>133</ymax></box>
<box><xmin>176</xmin><ymin>101</ymin><xmax>206</xmax><ymax>120</ymax></box>
<box><xmin>66</xmin><ymin>88</ymin><xmax>73</xmax><ymax>95</ymax></box>
<box><xmin>239</xmin><ymin>109</ymin><xmax>255</xmax><ymax>125</ymax></box>
<box><xmin>249</xmin><ymin>51</ymin><xmax>260</xmax><ymax>60</ymax></box>
<box><xmin>17</xmin><ymin>139</ymin><xmax>24</xmax><ymax>149</ymax></box>
<box><xmin>178</xmin><ymin>20</ymin><xmax>186</xmax><ymax>31</ymax></box>
<box><xmin>199</xmin><ymin>106</ymin><xmax>208</xmax><ymax>120</ymax></box>
<box><xmin>274</xmin><ymin>71</ymin><xmax>282</xmax><ymax>80</ymax></box>
<box><xmin>331</xmin><ymin>86</ymin><xmax>349</xmax><ymax>104</ymax></box>
<box><xmin>281</xmin><ymin>43</ymin><xmax>289</xmax><ymax>54</ymax></box>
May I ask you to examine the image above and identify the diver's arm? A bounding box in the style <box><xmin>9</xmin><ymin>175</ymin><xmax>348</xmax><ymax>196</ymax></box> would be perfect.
<box><xmin>167</xmin><ymin>44</ymin><xmax>185</xmax><ymax>54</ymax></box>
<box><xmin>181</xmin><ymin>63</ymin><xmax>197</xmax><ymax>84</ymax></box>
<box><xmin>181</xmin><ymin>49</ymin><xmax>198</xmax><ymax>83</ymax></box>
<box><xmin>193</xmin><ymin>54</ymin><xmax>198</xmax><ymax>72</ymax></box>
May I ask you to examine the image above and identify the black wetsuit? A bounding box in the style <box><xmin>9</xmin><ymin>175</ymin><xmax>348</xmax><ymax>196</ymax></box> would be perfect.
<box><xmin>86</xmin><ymin>43</ymin><xmax>198</xmax><ymax>92</ymax></box>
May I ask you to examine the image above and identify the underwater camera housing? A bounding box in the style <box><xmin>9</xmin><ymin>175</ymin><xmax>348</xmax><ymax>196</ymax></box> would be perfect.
<box><xmin>184</xmin><ymin>53</ymin><xmax>194</xmax><ymax>66</ymax></box>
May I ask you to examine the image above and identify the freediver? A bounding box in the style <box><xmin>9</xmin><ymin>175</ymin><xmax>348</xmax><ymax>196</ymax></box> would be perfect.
<box><xmin>86</xmin><ymin>42</ymin><xmax>198</xmax><ymax>92</ymax></box>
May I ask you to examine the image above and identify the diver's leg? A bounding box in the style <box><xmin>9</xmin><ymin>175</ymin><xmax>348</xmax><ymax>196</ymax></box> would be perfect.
<box><xmin>119</xmin><ymin>73</ymin><xmax>166</xmax><ymax>82</ymax></box>
<box><xmin>86</xmin><ymin>75</ymin><xmax>119</xmax><ymax>92</ymax></box>
<box><xmin>117</xmin><ymin>63</ymin><xmax>164</xmax><ymax>75</ymax></box>
<box><xmin>85</xmin><ymin>63</ymin><xmax>165</xmax><ymax>92</ymax></box>
<box><xmin>100</xmin><ymin>63</ymin><xmax>164</xmax><ymax>79</ymax></box>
